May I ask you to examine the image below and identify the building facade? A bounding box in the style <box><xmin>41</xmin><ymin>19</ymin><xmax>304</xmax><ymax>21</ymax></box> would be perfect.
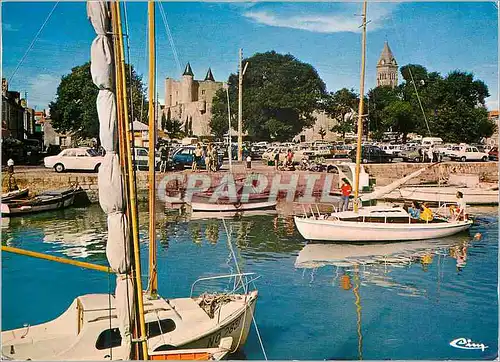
<box><xmin>294</xmin><ymin>111</ymin><xmax>339</xmax><ymax>143</ymax></box>
<box><xmin>163</xmin><ymin>63</ymin><xmax>223</xmax><ymax>137</ymax></box>
<box><xmin>484</xmin><ymin>110</ymin><xmax>499</xmax><ymax>147</ymax></box>
<box><xmin>1</xmin><ymin>78</ymin><xmax>38</xmax><ymax>141</ymax></box>
<box><xmin>376</xmin><ymin>41</ymin><xmax>398</xmax><ymax>88</ymax></box>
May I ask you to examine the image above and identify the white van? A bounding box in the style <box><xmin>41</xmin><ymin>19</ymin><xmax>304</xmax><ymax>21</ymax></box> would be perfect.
<box><xmin>421</xmin><ymin>137</ymin><xmax>443</xmax><ymax>147</ymax></box>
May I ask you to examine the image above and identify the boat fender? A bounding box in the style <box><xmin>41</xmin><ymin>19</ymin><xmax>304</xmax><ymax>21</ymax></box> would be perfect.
<box><xmin>474</xmin><ymin>233</ymin><xmax>482</xmax><ymax>240</ymax></box>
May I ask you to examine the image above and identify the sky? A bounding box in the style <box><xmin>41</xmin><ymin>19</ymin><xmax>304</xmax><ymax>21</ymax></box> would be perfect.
<box><xmin>2</xmin><ymin>1</ymin><xmax>498</xmax><ymax>112</ymax></box>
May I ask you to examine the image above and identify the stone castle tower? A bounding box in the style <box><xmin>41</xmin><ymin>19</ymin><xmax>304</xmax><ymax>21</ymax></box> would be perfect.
<box><xmin>164</xmin><ymin>63</ymin><xmax>223</xmax><ymax>137</ymax></box>
<box><xmin>376</xmin><ymin>41</ymin><xmax>398</xmax><ymax>88</ymax></box>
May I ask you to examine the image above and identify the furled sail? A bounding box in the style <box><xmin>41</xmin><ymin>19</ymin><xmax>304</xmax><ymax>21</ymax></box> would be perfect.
<box><xmin>87</xmin><ymin>2</ymin><xmax>134</xmax><ymax>358</ymax></box>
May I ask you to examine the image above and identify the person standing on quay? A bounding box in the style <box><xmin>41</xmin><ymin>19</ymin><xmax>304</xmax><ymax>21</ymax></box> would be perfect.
<box><xmin>193</xmin><ymin>143</ymin><xmax>203</xmax><ymax>171</ymax></box>
<box><xmin>340</xmin><ymin>178</ymin><xmax>352</xmax><ymax>211</ymax></box>
<box><xmin>210</xmin><ymin>145</ymin><xmax>218</xmax><ymax>171</ymax></box>
<box><xmin>205</xmin><ymin>144</ymin><xmax>212</xmax><ymax>173</ymax></box>
<box><xmin>427</xmin><ymin>146</ymin><xmax>434</xmax><ymax>163</ymax></box>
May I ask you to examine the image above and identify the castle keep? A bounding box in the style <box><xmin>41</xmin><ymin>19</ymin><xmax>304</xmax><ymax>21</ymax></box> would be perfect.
<box><xmin>163</xmin><ymin>63</ymin><xmax>223</xmax><ymax>137</ymax></box>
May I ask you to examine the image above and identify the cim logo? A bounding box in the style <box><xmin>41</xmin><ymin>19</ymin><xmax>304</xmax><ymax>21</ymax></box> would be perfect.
<box><xmin>450</xmin><ymin>337</ymin><xmax>488</xmax><ymax>351</ymax></box>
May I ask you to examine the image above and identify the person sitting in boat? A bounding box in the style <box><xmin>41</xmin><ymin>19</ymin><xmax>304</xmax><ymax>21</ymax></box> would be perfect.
<box><xmin>340</xmin><ymin>178</ymin><xmax>352</xmax><ymax>211</ymax></box>
<box><xmin>449</xmin><ymin>191</ymin><xmax>466</xmax><ymax>221</ymax></box>
<box><xmin>419</xmin><ymin>203</ymin><xmax>434</xmax><ymax>222</ymax></box>
<box><xmin>408</xmin><ymin>201</ymin><xmax>421</xmax><ymax>219</ymax></box>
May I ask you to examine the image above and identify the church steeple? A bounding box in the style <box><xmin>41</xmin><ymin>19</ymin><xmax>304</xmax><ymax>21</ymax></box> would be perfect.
<box><xmin>376</xmin><ymin>41</ymin><xmax>398</xmax><ymax>88</ymax></box>
<box><xmin>377</xmin><ymin>41</ymin><xmax>397</xmax><ymax>66</ymax></box>
<box><xmin>183</xmin><ymin>62</ymin><xmax>194</xmax><ymax>77</ymax></box>
<box><xmin>204</xmin><ymin>68</ymin><xmax>215</xmax><ymax>81</ymax></box>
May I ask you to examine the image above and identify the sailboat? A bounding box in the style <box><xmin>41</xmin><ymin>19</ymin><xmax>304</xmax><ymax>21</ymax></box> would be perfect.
<box><xmin>293</xmin><ymin>2</ymin><xmax>473</xmax><ymax>242</ymax></box>
<box><xmin>2</xmin><ymin>2</ymin><xmax>258</xmax><ymax>360</ymax></box>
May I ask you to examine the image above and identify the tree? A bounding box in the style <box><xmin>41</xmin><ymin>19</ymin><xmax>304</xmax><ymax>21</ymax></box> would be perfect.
<box><xmin>49</xmin><ymin>62</ymin><xmax>147</xmax><ymax>140</ymax></box>
<box><xmin>322</xmin><ymin>88</ymin><xmax>359</xmax><ymax>138</ymax></box>
<box><xmin>367</xmin><ymin>86</ymin><xmax>399</xmax><ymax>140</ymax></box>
<box><xmin>318</xmin><ymin>127</ymin><xmax>326</xmax><ymax>140</ymax></box>
<box><xmin>209</xmin><ymin>89</ymin><xmax>233</xmax><ymax>139</ymax></box>
<box><xmin>211</xmin><ymin>51</ymin><xmax>327</xmax><ymax>141</ymax></box>
<box><xmin>381</xmin><ymin>100</ymin><xmax>415</xmax><ymax>143</ymax></box>
<box><xmin>368</xmin><ymin>65</ymin><xmax>494</xmax><ymax>143</ymax></box>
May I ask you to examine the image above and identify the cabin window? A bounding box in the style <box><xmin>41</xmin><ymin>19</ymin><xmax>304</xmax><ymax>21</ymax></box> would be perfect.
<box><xmin>95</xmin><ymin>328</ymin><xmax>122</xmax><ymax>350</ymax></box>
<box><xmin>147</xmin><ymin>319</ymin><xmax>176</xmax><ymax>338</ymax></box>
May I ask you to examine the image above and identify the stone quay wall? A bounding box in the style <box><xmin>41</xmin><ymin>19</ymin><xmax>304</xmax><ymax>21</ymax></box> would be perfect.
<box><xmin>9</xmin><ymin>162</ymin><xmax>498</xmax><ymax>204</ymax></box>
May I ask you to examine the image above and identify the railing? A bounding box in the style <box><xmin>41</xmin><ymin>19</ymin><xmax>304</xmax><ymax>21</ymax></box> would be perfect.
<box><xmin>190</xmin><ymin>272</ymin><xmax>260</xmax><ymax>297</ymax></box>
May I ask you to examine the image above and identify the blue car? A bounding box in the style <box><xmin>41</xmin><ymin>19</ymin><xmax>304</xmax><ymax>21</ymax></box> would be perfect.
<box><xmin>171</xmin><ymin>146</ymin><xmax>223</xmax><ymax>170</ymax></box>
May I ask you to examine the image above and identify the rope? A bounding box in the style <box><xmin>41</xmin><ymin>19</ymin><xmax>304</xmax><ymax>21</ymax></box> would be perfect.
<box><xmin>388</xmin><ymin>14</ymin><xmax>431</xmax><ymax>136</ymax></box>
<box><xmin>8</xmin><ymin>2</ymin><xmax>59</xmax><ymax>83</ymax></box>
<box><xmin>158</xmin><ymin>2</ymin><xmax>182</xmax><ymax>74</ymax></box>
<box><xmin>220</xmin><ymin>218</ymin><xmax>267</xmax><ymax>359</ymax></box>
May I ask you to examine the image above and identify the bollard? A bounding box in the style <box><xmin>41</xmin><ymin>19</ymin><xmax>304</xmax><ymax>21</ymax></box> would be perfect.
<box><xmin>7</xmin><ymin>158</ymin><xmax>14</xmax><ymax>174</ymax></box>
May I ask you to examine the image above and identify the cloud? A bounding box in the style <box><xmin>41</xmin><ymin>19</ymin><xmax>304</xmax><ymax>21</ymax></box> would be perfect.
<box><xmin>243</xmin><ymin>4</ymin><xmax>397</xmax><ymax>33</ymax></box>
<box><xmin>26</xmin><ymin>74</ymin><xmax>60</xmax><ymax>109</ymax></box>
<box><xmin>3</xmin><ymin>23</ymin><xmax>17</xmax><ymax>32</ymax></box>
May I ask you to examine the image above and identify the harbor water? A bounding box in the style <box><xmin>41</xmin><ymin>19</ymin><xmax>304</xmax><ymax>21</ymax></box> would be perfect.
<box><xmin>2</xmin><ymin>204</ymin><xmax>498</xmax><ymax>360</ymax></box>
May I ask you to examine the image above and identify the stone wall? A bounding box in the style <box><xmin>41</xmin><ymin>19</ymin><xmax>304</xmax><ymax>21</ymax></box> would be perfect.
<box><xmin>9</xmin><ymin>162</ymin><xmax>498</xmax><ymax>203</ymax></box>
<box><xmin>364</xmin><ymin>162</ymin><xmax>499</xmax><ymax>186</ymax></box>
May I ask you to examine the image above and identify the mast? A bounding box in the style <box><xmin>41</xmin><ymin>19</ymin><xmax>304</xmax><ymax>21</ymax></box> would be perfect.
<box><xmin>237</xmin><ymin>48</ymin><xmax>243</xmax><ymax>162</ymax></box>
<box><xmin>113</xmin><ymin>2</ymin><xmax>149</xmax><ymax>358</ymax></box>
<box><xmin>147</xmin><ymin>0</ymin><xmax>158</xmax><ymax>297</ymax></box>
<box><xmin>353</xmin><ymin>0</ymin><xmax>368</xmax><ymax>212</ymax></box>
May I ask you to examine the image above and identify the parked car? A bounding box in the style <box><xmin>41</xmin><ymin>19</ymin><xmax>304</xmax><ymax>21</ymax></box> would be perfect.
<box><xmin>44</xmin><ymin>148</ymin><xmax>104</xmax><ymax>173</ymax></box>
<box><xmin>488</xmin><ymin>146</ymin><xmax>498</xmax><ymax>161</ymax></box>
<box><xmin>171</xmin><ymin>146</ymin><xmax>222</xmax><ymax>170</ymax></box>
<box><xmin>448</xmin><ymin>145</ymin><xmax>489</xmax><ymax>162</ymax></box>
<box><xmin>400</xmin><ymin>147</ymin><xmax>428</xmax><ymax>163</ymax></box>
<box><xmin>133</xmin><ymin>147</ymin><xmax>161</xmax><ymax>170</ymax></box>
<box><xmin>349</xmin><ymin>145</ymin><xmax>393</xmax><ymax>163</ymax></box>
<box><xmin>379</xmin><ymin>144</ymin><xmax>403</xmax><ymax>157</ymax></box>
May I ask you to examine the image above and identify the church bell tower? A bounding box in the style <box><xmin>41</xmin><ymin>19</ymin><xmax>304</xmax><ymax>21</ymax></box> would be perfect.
<box><xmin>376</xmin><ymin>41</ymin><xmax>398</xmax><ymax>88</ymax></box>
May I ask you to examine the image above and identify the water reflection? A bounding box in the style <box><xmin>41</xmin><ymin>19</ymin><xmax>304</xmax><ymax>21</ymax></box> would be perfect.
<box><xmin>295</xmin><ymin>235</ymin><xmax>473</xmax><ymax>298</ymax></box>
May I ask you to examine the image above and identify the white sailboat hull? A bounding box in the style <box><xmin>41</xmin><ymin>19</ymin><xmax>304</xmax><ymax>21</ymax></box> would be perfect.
<box><xmin>1</xmin><ymin>291</ymin><xmax>258</xmax><ymax>361</ymax></box>
<box><xmin>294</xmin><ymin>216</ymin><xmax>472</xmax><ymax>242</ymax></box>
<box><xmin>398</xmin><ymin>186</ymin><xmax>498</xmax><ymax>205</ymax></box>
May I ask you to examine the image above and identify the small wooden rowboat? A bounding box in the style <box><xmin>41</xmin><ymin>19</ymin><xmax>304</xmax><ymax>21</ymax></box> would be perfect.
<box><xmin>190</xmin><ymin>193</ymin><xmax>277</xmax><ymax>212</ymax></box>
<box><xmin>1</xmin><ymin>186</ymin><xmax>81</xmax><ymax>217</ymax></box>
<box><xmin>2</xmin><ymin>188</ymin><xmax>29</xmax><ymax>202</ymax></box>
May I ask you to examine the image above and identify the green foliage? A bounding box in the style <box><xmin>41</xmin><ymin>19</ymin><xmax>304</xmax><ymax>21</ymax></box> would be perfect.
<box><xmin>209</xmin><ymin>88</ymin><xmax>235</xmax><ymax>139</ymax></box>
<box><xmin>322</xmin><ymin>88</ymin><xmax>359</xmax><ymax>138</ymax></box>
<box><xmin>367</xmin><ymin>64</ymin><xmax>494</xmax><ymax>143</ymax></box>
<box><xmin>49</xmin><ymin>62</ymin><xmax>147</xmax><ymax>140</ymax></box>
<box><xmin>381</xmin><ymin>100</ymin><xmax>415</xmax><ymax>142</ymax></box>
<box><xmin>367</xmin><ymin>86</ymin><xmax>400</xmax><ymax>140</ymax></box>
<box><xmin>211</xmin><ymin>51</ymin><xmax>327</xmax><ymax>141</ymax></box>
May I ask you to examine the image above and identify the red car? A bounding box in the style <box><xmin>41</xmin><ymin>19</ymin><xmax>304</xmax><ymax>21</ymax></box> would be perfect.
<box><xmin>488</xmin><ymin>147</ymin><xmax>498</xmax><ymax>161</ymax></box>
